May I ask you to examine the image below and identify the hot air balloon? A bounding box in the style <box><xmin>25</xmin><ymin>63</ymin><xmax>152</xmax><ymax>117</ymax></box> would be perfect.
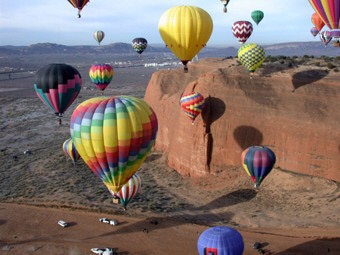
<box><xmin>68</xmin><ymin>0</ymin><xmax>90</xmax><ymax>18</ymax></box>
<box><xmin>320</xmin><ymin>30</ymin><xmax>333</xmax><ymax>46</ymax></box>
<box><xmin>220</xmin><ymin>0</ymin><xmax>231</xmax><ymax>13</ymax></box>
<box><xmin>311</xmin><ymin>12</ymin><xmax>325</xmax><ymax>31</ymax></box>
<box><xmin>89</xmin><ymin>64</ymin><xmax>114</xmax><ymax>91</ymax></box>
<box><xmin>109</xmin><ymin>173</ymin><xmax>141</xmax><ymax>210</ymax></box>
<box><xmin>34</xmin><ymin>63</ymin><xmax>82</xmax><ymax>125</ymax></box>
<box><xmin>132</xmin><ymin>38</ymin><xmax>148</xmax><ymax>54</ymax></box>
<box><xmin>197</xmin><ymin>226</ymin><xmax>244</xmax><ymax>255</ymax></box>
<box><xmin>93</xmin><ymin>31</ymin><xmax>105</xmax><ymax>45</ymax></box>
<box><xmin>241</xmin><ymin>146</ymin><xmax>276</xmax><ymax>188</ymax></box>
<box><xmin>310</xmin><ymin>27</ymin><xmax>320</xmax><ymax>37</ymax></box>
<box><xmin>232</xmin><ymin>21</ymin><xmax>253</xmax><ymax>44</ymax></box>
<box><xmin>158</xmin><ymin>5</ymin><xmax>213</xmax><ymax>72</ymax></box>
<box><xmin>309</xmin><ymin>0</ymin><xmax>340</xmax><ymax>38</ymax></box>
<box><xmin>63</xmin><ymin>138</ymin><xmax>80</xmax><ymax>165</ymax></box>
<box><xmin>251</xmin><ymin>10</ymin><xmax>264</xmax><ymax>25</ymax></box>
<box><xmin>180</xmin><ymin>92</ymin><xmax>205</xmax><ymax>123</ymax></box>
<box><xmin>70</xmin><ymin>96</ymin><xmax>158</xmax><ymax>193</ymax></box>
<box><xmin>237</xmin><ymin>43</ymin><xmax>265</xmax><ymax>75</ymax></box>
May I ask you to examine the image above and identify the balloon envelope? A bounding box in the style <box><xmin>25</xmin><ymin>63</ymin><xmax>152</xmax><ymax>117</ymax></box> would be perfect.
<box><xmin>109</xmin><ymin>173</ymin><xmax>141</xmax><ymax>208</ymax></box>
<box><xmin>197</xmin><ymin>226</ymin><xmax>244</xmax><ymax>255</ymax></box>
<box><xmin>70</xmin><ymin>96</ymin><xmax>158</xmax><ymax>193</ymax></box>
<box><xmin>158</xmin><ymin>5</ymin><xmax>213</xmax><ymax>70</ymax></box>
<box><xmin>310</xmin><ymin>27</ymin><xmax>319</xmax><ymax>36</ymax></box>
<box><xmin>68</xmin><ymin>0</ymin><xmax>90</xmax><ymax>17</ymax></box>
<box><xmin>311</xmin><ymin>12</ymin><xmax>325</xmax><ymax>31</ymax></box>
<box><xmin>89</xmin><ymin>64</ymin><xmax>114</xmax><ymax>91</ymax></box>
<box><xmin>238</xmin><ymin>43</ymin><xmax>265</xmax><ymax>73</ymax></box>
<box><xmin>320</xmin><ymin>31</ymin><xmax>333</xmax><ymax>45</ymax></box>
<box><xmin>63</xmin><ymin>138</ymin><xmax>80</xmax><ymax>164</ymax></box>
<box><xmin>132</xmin><ymin>38</ymin><xmax>148</xmax><ymax>54</ymax></box>
<box><xmin>180</xmin><ymin>92</ymin><xmax>205</xmax><ymax>123</ymax></box>
<box><xmin>241</xmin><ymin>146</ymin><xmax>276</xmax><ymax>187</ymax></box>
<box><xmin>309</xmin><ymin>0</ymin><xmax>340</xmax><ymax>37</ymax></box>
<box><xmin>251</xmin><ymin>10</ymin><xmax>264</xmax><ymax>25</ymax></box>
<box><xmin>232</xmin><ymin>21</ymin><xmax>253</xmax><ymax>44</ymax></box>
<box><xmin>34</xmin><ymin>63</ymin><xmax>82</xmax><ymax>116</ymax></box>
<box><xmin>93</xmin><ymin>31</ymin><xmax>105</xmax><ymax>45</ymax></box>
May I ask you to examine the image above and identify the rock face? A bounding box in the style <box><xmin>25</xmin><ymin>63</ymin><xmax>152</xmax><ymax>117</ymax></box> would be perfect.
<box><xmin>144</xmin><ymin>58</ymin><xmax>340</xmax><ymax>182</ymax></box>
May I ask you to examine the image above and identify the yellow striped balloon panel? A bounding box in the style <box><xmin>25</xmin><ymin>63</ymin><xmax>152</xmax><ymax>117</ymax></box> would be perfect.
<box><xmin>62</xmin><ymin>138</ymin><xmax>80</xmax><ymax>164</ymax></box>
<box><xmin>237</xmin><ymin>43</ymin><xmax>265</xmax><ymax>73</ymax></box>
<box><xmin>158</xmin><ymin>5</ymin><xmax>213</xmax><ymax>63</ymax></box>
<box><xmin>70</xmin><ymin>96</ymin><xmax>158</xmax><ymax>193</ymax></box>
<box><xmin>180</xmin><ymin>92</ymin><xmax>205</xmax><ymax>123</ymax></box>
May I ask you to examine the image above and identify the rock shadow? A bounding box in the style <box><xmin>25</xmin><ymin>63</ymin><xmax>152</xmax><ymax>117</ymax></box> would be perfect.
<box><xmin>144</xmin><ymin>153</ymin><xmax>162</xmax><ymax>163</ymax></box>
<box><xmin>0</xmin><ymin>219</ymin><xmax>6</xmax><ymax>225</ymax></box>
<box><xmin>275</xmin><ymin>237</ymin><xmax>340</xmax><ymax>255</ymax></box>
<box><xmin>233</xmin><ymin>126</ymin><xmax>263</xmax><ymax>150</ymax></box>
<box><xmin>292</xmin><ymin>69</ymin><xmax>329</xmax><ymax>92</ymax></box>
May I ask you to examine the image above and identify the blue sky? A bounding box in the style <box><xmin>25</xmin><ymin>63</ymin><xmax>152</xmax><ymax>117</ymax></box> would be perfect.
<box><xmin>0</xmin><ymin>0</ymin><xmax>317</xmax><ymax>46</ymax></box>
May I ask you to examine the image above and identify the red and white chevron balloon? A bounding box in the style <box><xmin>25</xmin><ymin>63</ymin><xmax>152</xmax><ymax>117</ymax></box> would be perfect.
<box><xmin>232</xmin><ymin>21</ymin><xmax>253</xmax><ymax>44</ymax></box>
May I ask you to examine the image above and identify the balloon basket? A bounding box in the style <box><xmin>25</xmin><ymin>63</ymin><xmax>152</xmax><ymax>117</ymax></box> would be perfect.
<box><xmin>112</xmin><ymin>198</ymin><xmax>120</xmax><ymax>205</ymax></box>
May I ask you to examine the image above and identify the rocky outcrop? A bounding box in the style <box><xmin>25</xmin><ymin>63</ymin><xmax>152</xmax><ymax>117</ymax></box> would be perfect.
<box><xmin>144</xmin><ymin>58</ymin><xmax>340</xmax><ymax>182</ymax></box>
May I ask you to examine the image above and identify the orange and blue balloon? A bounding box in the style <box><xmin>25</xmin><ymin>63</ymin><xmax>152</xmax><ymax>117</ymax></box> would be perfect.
<box><xmin>63</xmin><ymin>138</ymin><xmax>80</xmax><ymax>165</ymax></box>
<box><xmin>70</xmin><ymin>96</ymin><xmax>158</xmax><ymax>193</ymax></box>
<box><xmin>89</xmin><ymin>64</ymin><xmax>114</xmax><ymax>91</ymax></box>
<box><xmin>241</xmin><ymin>146</ymin><xmax>276</xmax><ymax>188</ymax></box>
<box><xmin>180</xmin><ymin>92</ymin><xmax>205</xmax><ymax>123</ymax></box>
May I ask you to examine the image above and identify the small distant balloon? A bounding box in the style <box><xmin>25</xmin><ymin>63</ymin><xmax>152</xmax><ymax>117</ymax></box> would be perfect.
<box><xmin>180</xmin><ymin>92</ymin><xmax>205</xmax><ymax>123</ymax></box>
<box><xmin>89</xmin><ymin>64</ymin><xmax>114</xmax><ymax>91</ymax></box>
<box><xmin>132</xmin><ymin>38</ymin><xmax>148</xmax><ymax>54</ymax></box>
<box><xmin>251</xmin><ymin>10</ymin><xmax>264</xmax><ymax>25</ymax></box>
<box><xmin>310</xmin><ymin>27</ymin><xmax>319</xmax><ymax>37</ymax></box>
<box><xmin>232</xmin><ymin>21</ymin><xmax>253</xmax><ymax>44</ymax></box>
<box><xmin>93</xmin><ymin>31</ymin><xmax>105</xmax><ymax>45</ymax></box>
<box><xmin>63</xmin><ymin>138</ymin><xmax>80</xmax><ymax>165</ymax></box>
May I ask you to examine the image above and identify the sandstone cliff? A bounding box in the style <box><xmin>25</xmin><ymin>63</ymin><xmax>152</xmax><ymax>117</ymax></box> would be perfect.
<box><xmin>144</xmin><ymin>58</ymin><xmax>340</xmax><ymax>182</ymax></box>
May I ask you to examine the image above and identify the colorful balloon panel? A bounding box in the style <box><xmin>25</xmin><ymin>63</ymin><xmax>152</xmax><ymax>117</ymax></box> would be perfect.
<box><xmin>63</xmin><ymin>138</ymin><xmax>80</xmax><ymax>164</ymax></box>
<box><xmin>197</xmin><ymin>226</ymin><xmax>244</xmax><ymax>255</ymax></box>
<box><xmin>232</xmin><ymin>21</ymin><xmax>253</xmax><ymax>44</ymax></box>
<box><xmin>180</xmin><ymin>92</ymin><xmax>205</xmax><ymax>122</ymax></box>
<box><xmin>93</xmin><ymin>31</ymin><xmax>105</xmax><ymax>45</ymax></box>
<box><xmin>132</xmin><ymin>38</ymin><xmax>148</xmax><ymax>54</ymax></box>
<box><xmin>320</xmin><ymin>30</ymin><xmax>333</xmax><ymax>45</ymax></box>
<box><xmin>89</xmin><ymin>64</ymin><xmax>114</xmax><ymax>91</ymax></box>
<box><xmin>241</xmin><ymin>146</ymin><xmax>276</xmax><ymax>187</ymax></box>
<box><xmin>158</xmin><ymin>5</ymin><xmax>213</xmax><ymax>70</ymax></box>
<box><xmin>251</xmin><ymin>10</ymin><xmax>264</xmax><ymax>25</ymax></box>
<box><xmin>70</xmin><ymin>96</ymin><xmax>158</xmax><ymax>193</ymax></box>
<box><xmin>34</xmin><ymin>63</ymin><xmax>82</xmax><ymax>116</ymax></box>
<box><xmin>311</xmin><ymin>12</ymin><xmax>325</xmax><ymax>31</ymax></box>
<box><xmin>237</xmin><ymin>43</ymin><xmax>265</xmax><ymax>73</ymax></box>
<box><xmin>309</xmin><ymin>0</ymin><xmax>340</xmax><ymax>37</ymax></box>
<box><xmin>109</xmin><ymin>173</ymin><xmax>141</xmax><ymax>208</ymax></box>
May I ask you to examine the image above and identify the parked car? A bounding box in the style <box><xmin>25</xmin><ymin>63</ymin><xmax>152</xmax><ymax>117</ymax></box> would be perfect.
<box><xmin>99</xmin><ymin>218</ymin><xmax>118</xmax><ymax>226</ymax></box>
<box><xmin>57</xmin><ymin>220</ymin><xmax>69</xmax><ymax>228</ymax></box>
<box><xmin>91</xmin><ymin>247</ymin><xmax>114</xmax><ymax>255</ymax></box>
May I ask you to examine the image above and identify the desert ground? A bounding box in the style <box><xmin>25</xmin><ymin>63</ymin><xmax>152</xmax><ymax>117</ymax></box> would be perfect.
<box><xmin>0</xmin><ymin>59</ymin><xmax>340</xmax><ymax>255</ymax></box>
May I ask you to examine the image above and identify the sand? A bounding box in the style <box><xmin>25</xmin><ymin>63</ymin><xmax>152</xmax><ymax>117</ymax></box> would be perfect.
<box><xmin>0</xmin><ymin>62</ymin><xmax>339</xmax><ymax>255</ymax></box>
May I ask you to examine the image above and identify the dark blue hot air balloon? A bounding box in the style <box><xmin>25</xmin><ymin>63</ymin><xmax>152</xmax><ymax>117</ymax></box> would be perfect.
<box><xmin>197</xmin><ymin>226</ymin><xmax>244</xmax><ymax>255</ymax></box>
<box><xmin>241</xmin><ymin>146</ymin><xmax>276</xmax><ymax>188</ymax></box>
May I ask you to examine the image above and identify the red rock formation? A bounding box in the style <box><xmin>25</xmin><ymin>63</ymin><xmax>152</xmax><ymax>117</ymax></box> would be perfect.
<box><xmin>144</xmin><ymin>58</ymin><xmax>340</xmax><ymax>182</ymax></box>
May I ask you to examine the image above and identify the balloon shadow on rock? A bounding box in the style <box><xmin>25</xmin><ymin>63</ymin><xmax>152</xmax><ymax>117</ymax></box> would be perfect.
<box><xmin>0</xmin><ymin>219</ymin><xmax>6</xmax><ymax>225</ymax></box>
<box><xmin>144</xmin><ymin>153</ymin><xmax>162</xmax><ymax>163</ymax></box>
<box><xmin>233</xmin><ymin>126</ymin><xmax>263</xmax><ymax>150</ymax></box>
<box><xmin>292</xmin><ymin>69</ymin><xmax>329</xmax><ymax>92</ymax></box>
<box><xmin>201</xmin><ymin>97</ymin><xmax>226</xmax><ymax>170</ymax></box>
<box><xmin>275</xmin><ymin>237</ymin><xmax>340</xmax><ymax>255</ymax></box>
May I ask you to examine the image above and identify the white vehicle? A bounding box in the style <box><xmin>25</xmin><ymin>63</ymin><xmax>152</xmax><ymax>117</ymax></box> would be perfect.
<box><xmin>99</xmin><ymin>218</ymin><xmax>118</xmax><ymax>226</ymax></box>
<box><xmin>57</xmin><ymin>220</ymin><xmax>69</xmax><ymax>228</ymax></box>
<box><xmin>91</xmin><ymin>247</ymin><xmax>114</xmax><ymax>255</ymax></box>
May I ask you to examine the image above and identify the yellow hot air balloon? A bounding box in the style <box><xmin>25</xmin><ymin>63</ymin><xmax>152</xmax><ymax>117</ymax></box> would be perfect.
<box><xmin>158</xmin><ymin>5</ymin><xmax>213</xmax><ymax>72</ymax></box>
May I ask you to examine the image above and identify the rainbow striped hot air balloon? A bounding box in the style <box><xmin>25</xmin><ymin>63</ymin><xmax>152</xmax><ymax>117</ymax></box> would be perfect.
<box><xmin>89</xmin><ymin>64</ymin><xmax>114</xmax><ymax>91</ymax></box>
<box><xmin>62</xmin><ymin>138</ymin><xmax>80</xmax><ymax>165</ymax></box>
<box><xmin>180</xmin><ymin>91</ymin><xmax>205</xmax><ymax>123</ymax></box>
<box><xmin>109</xmin><ymin>173</ymin><xmax>141</xmax><ymax>209</ymax></box>
<box><xmin>309</xmin><ymin>0</ymin><xmax>340</xmax><ymax>38</ymax></box>
<box><xmin>241</xmin><ymin>146</ymin><xmax>276</xmax><ymax>188</ymax></box>
<box><xmin>238</xmin><ymin>43</ymin><xmax>265</xmax><ymax>75</ymax></box>
<box><xmin>70</xmin><ymin>96</ymin><xmax>158</xmax><ymax>193</ymax></box>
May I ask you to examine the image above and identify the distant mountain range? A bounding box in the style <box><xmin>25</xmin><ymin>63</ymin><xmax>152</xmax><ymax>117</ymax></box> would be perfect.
<box><xmin>0</xmin><ymin>41</ymin><xmax>338</xmax><ymax>57</ymax></box>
